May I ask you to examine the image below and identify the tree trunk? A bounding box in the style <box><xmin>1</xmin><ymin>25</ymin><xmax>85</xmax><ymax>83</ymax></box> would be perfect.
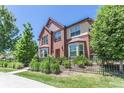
<box><xmin>119</xmin><ymin>61</ymin><xmax>123</xmax><ymax>73</ymax></box>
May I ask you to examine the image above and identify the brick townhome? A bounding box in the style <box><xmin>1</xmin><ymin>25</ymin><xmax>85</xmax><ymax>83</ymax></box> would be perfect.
<box><xmin>38</xmin><ymin>17</ymin><xmax>93</xmax><ymax>59</ymax></box>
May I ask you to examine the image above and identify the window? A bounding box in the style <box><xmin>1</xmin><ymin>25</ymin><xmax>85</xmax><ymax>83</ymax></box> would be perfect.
<box><xmin>79</xmin><ymin>44</ymin><xmax>84</xmax><ymax>56</ymax></box>
<box><xmin>68</xmin><ymin>43</ymin><xmax>84</xmax><ymax>58</ymax></box>
<box><xmin>69</xmin><ymin>43</ymin><xmax>77</xmax><ymax>57</ymax></box>
<box><xmin>42</xmin><ymin>35</ymin><xmax>48</xmax><ymax>45</ymax></box>
<box><xmin>54</xmin><ymin>31</ymin><xmax>61</xmax><ymax>41</ymax></box>
<box><xmin>70</xmin><ymin>25</ymin><xmax>80</xmax><ymax>37</ymax></box>
<box><xmin>40</xmin><ymin>48</ymin><xmax>48</xmax><ymax>58</ymax></box>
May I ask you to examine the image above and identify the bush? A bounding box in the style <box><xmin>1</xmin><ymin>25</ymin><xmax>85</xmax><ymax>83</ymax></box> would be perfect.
<box><xmin>39</xmin><ymin>59</ymin><xmax>50</xmax><ymax>74</ymax></box>
<box><xmin>7</xmin><ymin>62</ymin><xmax>15</xmax><ymax>68</ymax></box>
<box><xmin>29</xmin><ymin>58</ymin><xmax>39</xmax><ymax>71</ymax></box>
<box><xmin>56</xmin><ymin>57</ymin><xmax>67</xmax><ymax>65</ymax></box>
<box><xmin>63</xmin><ymin>60</ymin><xmax>71</xmax><ymax>68</ymax></box>
<box><xmin>0</xmin><ymin>61</ymin><xmax>3</xmax><ymax>67</ymax></box>
<box><xmin>7</xmin><ymin>62</ymin><xmax>24</xmax><ymax>69</ymax></box>
<box><xmin>0</xmin><ymin>60</ymin><xmax>9</xmax><ymax>67</ymax></box>
<box><xmin>14</xmin><ymin>62</ymin><xmax>24</xmax><ymax>69</ymax></box>
<box><xmin>85</xmin><ymin>60</ymin><xmax>93</xmax><ymax>66</ymax></box>
<box><xmin>50</xmin><ymin>63</ymin><xmax>60</xmax><ymax>74</ymax></box>
<box><xmin>2</xmin><ymin>62</ymin><xmax>8</xmax><ymax>67</ymax></box>
<box><xmin>74</xmin><ymin>55</ymin><xmax>88</xmax><ymax>68</ymax></box>
<box><xmin>39</xmin><ymin>62</ymin><xmax>44</xmax><ymax>72</ymax></box>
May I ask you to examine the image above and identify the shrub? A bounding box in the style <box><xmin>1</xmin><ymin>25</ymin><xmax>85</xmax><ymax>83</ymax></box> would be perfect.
<box><xmin>39</xmin><ymin>59</ymin><xmax>50</xmax><ymax>74</ymax></box>
<box><xmin>0</xmin><ymin>61</ymin><xmax>3</xmax><ymax>67</ymax></box>
<box><xmin>14</xmin><ymin>62</ymin><xmax>24</xmax><ymax>69</ymax></box>
<box><xmin>48</xmin><ymin>56</ymin><xmax>56</xmax><ymax>63</ymax></box>
<box><xmin>2</xmin><ymin>62</ymin><xmax>8</xmax><ymax>67</ymax></box>
<box><xmin>42</xmin><ymin>61</ymin><xmax>50</xmax><ymax>74</ymax></box>
<box><xmin>7</xmin><ymin>62</ymin><xmax>15</xmax><ymax>68</ymax></box>
<box><xmin>0</xmin><ymin>60</ymin><xmax>9</xmax><ymax>67</ymax></box>
<box><xmin>7</xmin><ymin>62</ymin><xmax>24</xmax><ymax>69</ymax></box>
<box><xmin>63</xmin><ymin>60</ymin><xmax>71</xmax><ymax>68</ymax></box>
<box><xmin>74</xmin><ymin>55</ymin><xmax>88</xmax><ymax>68</ymax></box>
<box><xmin>56</xmin><ymin>57</ymin><xmax>67</xmax><ymax>65</ymax></box>
<box><xmin>50</xmin><ymin>63</ymin><xmax>60</xmax><ymax>74</ymax></box>
<box><xmin>85</xmin><ymin>60</ymin><xmax>93</xmax><ymax>66</ymax></box>
<box><xmin>39</xmin><ymin>62</ymin><xmax>44</xmax><ymax>72</ymax></box>
<box><xmin>29</xmin><ymin>58</ymin><xmax>39</xmax><ymax>71</ymax></box>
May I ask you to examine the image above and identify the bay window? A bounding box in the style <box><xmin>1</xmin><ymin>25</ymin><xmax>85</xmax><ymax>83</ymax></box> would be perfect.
<box><xmin>40</xmin><ymin>48</ymin><xmax>48</xmax><ymax>58</ymax></box>
<box><xmin>68</xmin><ymin>42</ymin><xmax>84</xmax><ymax>58</ymax></box>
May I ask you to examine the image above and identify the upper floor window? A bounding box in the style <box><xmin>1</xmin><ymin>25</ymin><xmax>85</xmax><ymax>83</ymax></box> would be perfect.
<box><xmin>42</xmin><ymin>35</ymin><xmax>48</xmax><ymax>45</ymax></box>
<box><xmin>54</xmin><ymin>31</ymin><xmax>61</xmax><ymax>42</ymax></box>
<box><xmin>70</xmin><ymin>25</ymin><xmax>80</xmax><ymax>37</ymax></box>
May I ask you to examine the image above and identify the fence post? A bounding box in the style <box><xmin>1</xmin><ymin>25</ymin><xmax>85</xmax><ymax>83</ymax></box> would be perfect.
<box><xmin>102</xmin><ymin>61</ymin><xmax>105</xmax><ymax>76</ymax></box>
<box><xmin>119</xmin><ymin>60</ymin><xmax>123</xmax><ymax>73</ymax></box>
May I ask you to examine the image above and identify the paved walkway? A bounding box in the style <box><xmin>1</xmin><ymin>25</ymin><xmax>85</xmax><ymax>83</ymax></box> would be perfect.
<box><xmin>0</xmin><ymin>68</ymin><xmax>55</xmax><ymax>88</ymax></box>
<box><xmin>8</xmin><ymin>67</ymin><xmax>29</xmax><ymax>74</ymax></box>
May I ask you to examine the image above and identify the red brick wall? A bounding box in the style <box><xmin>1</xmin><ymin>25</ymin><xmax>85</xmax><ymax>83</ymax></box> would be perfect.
<box><xmin>39</xmin><ymin>18</ymin><xmax>92</xmax><ymax>58</ymax></box>
<box><xmin>39</xmin><ymin>29</ymin><xmax>52</xmax><ymax>55</ymax></box>
<box><xmin>52</xmin><ymin>29</ymin><xmax>65</xmax><ymax>57</ymax></box>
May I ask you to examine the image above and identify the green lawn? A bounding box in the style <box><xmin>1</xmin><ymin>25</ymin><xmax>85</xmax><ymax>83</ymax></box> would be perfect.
<box><xmin>0</xmin><ymin>67</ymin><xmax>16</xmax><ymax>72</ymax></box>
<box><xmin>17</xmin><ymin>71</ymin><xmax>124</xmax><ymax>88</ymax></box>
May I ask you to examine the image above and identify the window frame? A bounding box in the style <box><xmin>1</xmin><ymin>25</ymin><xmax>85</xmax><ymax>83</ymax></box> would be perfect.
<box><xmin>42</xmin><ymin>35</ymin><xmax>48</xmax><ymax>45</ymax></box>
<box><xmin>70</xmin><ymin>25</ymin><xmax>80</xmax><ymax>37</ymax></box>
<box><xmin>40</xmin><ymin>48</ymin><xmax>49</xmax><ymax>58</ymax></box>
<box><xmin>54</xmin><ymin>31</ymin><xmax>61</xmax><ymax>42</ymax></box>
<box><xmin>68</xmin><ymin>42</ymin><xmax>84</xmax><ymax>58</ymax></box>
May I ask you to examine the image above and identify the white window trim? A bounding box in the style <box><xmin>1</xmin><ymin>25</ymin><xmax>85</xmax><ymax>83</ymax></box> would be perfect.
<box><xmin>70</xmin><ymin>25</ymin><xmax>80</xmax><ymax>37</ymax></box>
<box><xmin>40</xmin><ymin>48</ymin><xmax>49</xmax><ymax>58</ymax></box>
<box><xmin>70</xmin><ymin>32</ymin><xmax>89</xmax><ymax>39</ymax></box>
<box><xmin>68</xmin><ymin>42</ymin><xmax>85</xmax><ymax>58</ymax></box>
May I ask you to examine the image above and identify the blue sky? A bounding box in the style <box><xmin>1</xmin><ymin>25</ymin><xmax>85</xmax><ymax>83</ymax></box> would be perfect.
<box><xmin>7</xmin><ymin>5</ymin><xmax>100</xmax><ymax>41</ymax></box>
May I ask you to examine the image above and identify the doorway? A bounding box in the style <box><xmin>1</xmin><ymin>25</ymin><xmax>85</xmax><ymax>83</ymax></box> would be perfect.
<box><xmin>55</xmin><ymin>49</ymin><xmax>60</xmax><ymax>57</ymax></box>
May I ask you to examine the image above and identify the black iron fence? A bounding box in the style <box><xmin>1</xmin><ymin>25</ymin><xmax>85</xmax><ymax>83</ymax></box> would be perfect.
<box><xmin>65</xmin><ymin>62</ymin><xmax>124</xmax><ymax>77</ymax></box>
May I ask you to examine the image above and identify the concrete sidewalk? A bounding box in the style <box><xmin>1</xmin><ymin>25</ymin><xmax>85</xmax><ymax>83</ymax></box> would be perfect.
<box><xmin>0</xmin><ymin>72</ymin><xmax>55</xmax><ymax>88</ymax></box>
<box><xmin>7</xmin><ymin>67</ymin><xmax>29</xmax><ymax>74</ymax></box>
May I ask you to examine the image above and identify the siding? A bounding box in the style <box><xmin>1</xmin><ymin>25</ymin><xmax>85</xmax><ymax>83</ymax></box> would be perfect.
<box><xmin>66</xmin><ymin>21</ymin><xmax>91</xmax><ymax>39</ymax></box>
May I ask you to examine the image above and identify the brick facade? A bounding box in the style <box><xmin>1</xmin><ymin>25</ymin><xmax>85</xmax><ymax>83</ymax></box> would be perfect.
<box><xmin>38</xmin><ymin>17</ymin><xmax>93</xmax><ymax>58</ymax></box>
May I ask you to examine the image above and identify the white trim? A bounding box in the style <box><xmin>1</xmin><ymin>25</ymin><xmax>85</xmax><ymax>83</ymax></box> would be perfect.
<box><xmin>76</xmin><ymin>45</ymin><xmax>79</xmax><ymax>56</ymax></box>
<box><xmin>70</xmin><ymin>32</ymin><xmax>89</xmax><ymax>39</ymax></box>
<box><xmin>68</xmin><ymin>42</ymin><xmax>85</xmax><ymax>58</ymax></box>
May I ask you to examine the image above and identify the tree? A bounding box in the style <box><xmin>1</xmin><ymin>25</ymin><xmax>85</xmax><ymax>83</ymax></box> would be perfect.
<box><xmin>0</xmin><ymin>6</ymin><xmax>19</xmax><ymax>53</ymax></box>
<box><xmin>90</xmin><ymin>6</ymin><xmax>124</xmax><ymax>72</ymax></box>
<box><xmin>15</xmin><ymin>23</ymin><xmax>37</xmax><ymax>66</ymax></box>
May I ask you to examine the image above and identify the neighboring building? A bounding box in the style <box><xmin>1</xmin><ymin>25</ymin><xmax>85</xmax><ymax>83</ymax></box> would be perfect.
<box><xmin>38</xmin><ymin>17</ymin><xmax>93</xmax><ymax>59</ymax></box>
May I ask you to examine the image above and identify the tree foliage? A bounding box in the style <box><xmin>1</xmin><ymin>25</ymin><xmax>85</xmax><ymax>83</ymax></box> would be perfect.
<box><xmin>90</xmin><ymin>6</ymin><xmax>124</xmax><ymax>61</ymax></box>
<box><xmin>15</xmin><ymin>23</ymin><xmax>37</xmax><ymax>66</ymax></box>
<box><xmin>0</xmin><ymin>6</ymin><xmax>19</xmax><ymax>53</ymax></box>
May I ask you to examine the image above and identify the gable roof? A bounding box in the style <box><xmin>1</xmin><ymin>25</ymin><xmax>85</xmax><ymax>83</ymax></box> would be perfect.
<box><xmin>38</xmin><ymin>26</ymin><xmax>51</xmax><ymax>40</ymax></box>
<box><xmin>46</xmin><ymin>17</ymin><xmax>64</xmax><ymax>28</ymax></box>
<box><xmin>38</xmin><ymin>17</ymin><xmax>94</xmax><ymax>40</ymax></box>
<box><xmin>66</xmin><ymin>17</ymin><xmax>94</xmax><ymax>28</ymax></box>
<box><xmin>38</xmin><ymin>17</ymin><xmax>65</xmax><ymax>40</ymax></box>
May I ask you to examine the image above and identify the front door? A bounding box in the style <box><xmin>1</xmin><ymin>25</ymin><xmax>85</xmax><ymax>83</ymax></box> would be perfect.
<box><xmin>55</xmin><ymin>49</ymin><xmax>60</xmax><ymax>57</ymax></box>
